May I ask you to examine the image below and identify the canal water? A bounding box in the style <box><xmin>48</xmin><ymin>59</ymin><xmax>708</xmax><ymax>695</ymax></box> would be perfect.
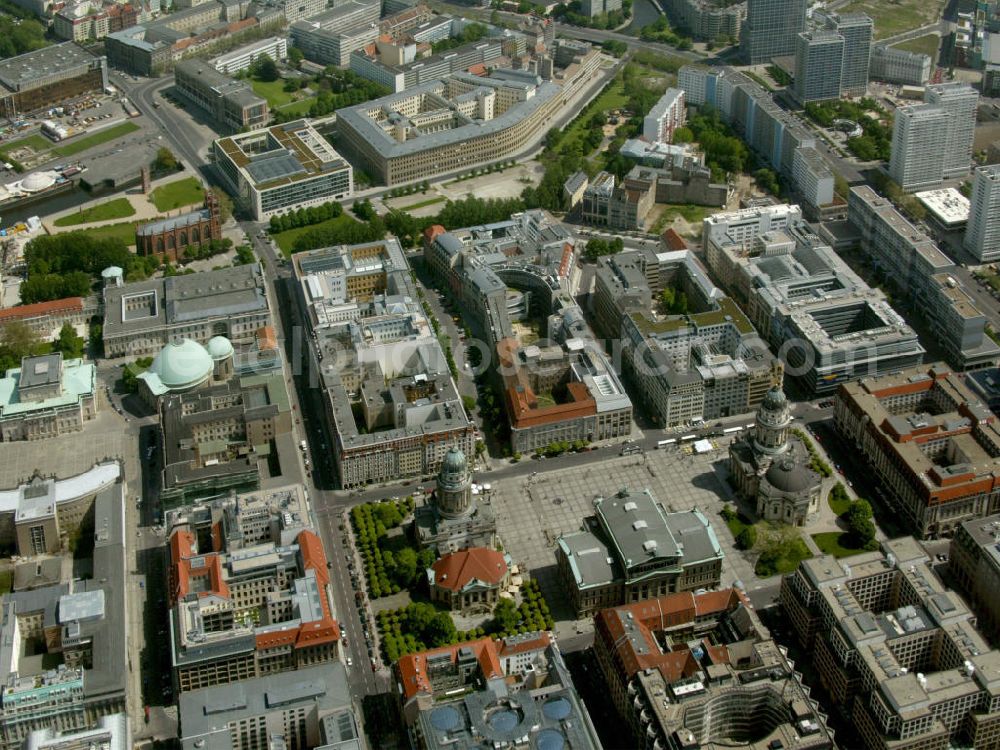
<box><xmin>629</xmin><ymin>0</ymin><xmax>662</xmax><ymax>33</ymax></box>
<box><xmin>1</xmin><ymin>184</ymin><xmax>114</xmax><ymax>228</ymax></box>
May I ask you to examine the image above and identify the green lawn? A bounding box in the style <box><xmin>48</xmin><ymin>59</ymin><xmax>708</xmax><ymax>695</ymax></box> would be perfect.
<box><xmin>53</xmin><ymin>122</ymin><xmax>141</xmax><ymax>157</ymax></box>
<box><xmin>755</xmin><ymin>537</ymin><xmax>812</xmax><ymax>577</ymax></box>
<box><xmin>66</xmin><ymin>221</ymin><xmax>146</xmax><ymax>245</ymax></box>
<box><xmin>977</xmin><ymin>271</ymin><xmax>1000</xmax><ymax>294</ymax></box>
<box><xmin>841</xmin><ymin>0</ymin><xmax>946</xmax><ymax>39</ymax></box>
<box><xmin>399</xmin><ymin>196</ymin><xmax>446</xmax><ymax>211</ymax></box>
<box><xmin>892</xmin><ymin>34</ymin><xmax>940</xmax><ymax>58</ymax></box>
<box><xmin>556</xmin><ymin>78</ymin><xmax>629</xmax><ymax>158</ymax></box>
<box><xmin>812</xmin><ymin>532</ymin><xmax>867</xmax><ymax>558</ymax></box>
<box><xmin>149</xmin><ymin>177</ymin><xmax>204</xmax><ymax>211</ymax></box>
<box><xmin>250</xmin><ymin>78</ymin><xmax>295</xmax><ymax>107</ymax></box>
<box><xmin>278</xmin><ymin>98</ymin><xmax>316</xmax><ymax>116</ymax></box>
<box><xmin>271</xmin><ymin>214</ymin><xmax>358</xmax><ymax>255</ymax></box>
<box><xmin>828</xmin><ymin>488</ymin><xmax>852</xmax><ymax>516</ymax></box>
<box><xmin>53</xmin><ymin>197</ymin><xmax>135</xmax><ymax>226</ymax></box>
<box><xmin>0</xmin><ymin>133</ymin><xmax>52</xmax><ymax>155</ymax></box>
<box><xmin>0</xmin><ymin>569</ymin><xmax>10</xmax><ymax>595</ymax></box>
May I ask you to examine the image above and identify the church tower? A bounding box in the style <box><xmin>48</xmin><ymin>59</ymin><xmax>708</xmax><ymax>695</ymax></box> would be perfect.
<box><xmin>435</xmin><ymin>446</ymin><xmax>473</xmax><ymax>518</ymax></box>
<box><xmin>753</xmin><ymin>385</ymin><xmax>791</xmax><ymax>455</ymax></box>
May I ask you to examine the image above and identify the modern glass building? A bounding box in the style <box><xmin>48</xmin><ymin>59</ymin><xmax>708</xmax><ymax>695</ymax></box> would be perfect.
<box><xmin>740</xmin><ymin>0</ymin><xmax>807</xmax><ymax>64</ymax></box>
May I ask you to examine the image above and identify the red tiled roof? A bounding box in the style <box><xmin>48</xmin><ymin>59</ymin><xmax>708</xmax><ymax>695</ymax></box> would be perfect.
<box><xmin>397</xmin><ymin>637</ymin><xmax>502</xmax><ymax>700</ymax></box>
<box><xmin>497</xmin><ymin>631</ymin><xmax>551</xmax><ymax>657</ymax></box>
<box><xmin>431</xmin><ymin>547</ymin><xmax>507</xmax><ymax>593</ymax></box>
<box><xmin>169</xmin><ymin>527</ymin><xmax>229</xmax><ymax>603</ymax></box>
<box><xmin>0</xmin><ymin>297</ymin><xmax>83</xmax><ymax>322</ymax></box>
<box><xmin>661</xmin><ymin>228</ymin><xmax>687</xmax><ymax>251</ymax></box>
<box><xmin>255</xmin><ymin>326</ymin><xmax>277</xmax><ymax>352</ymax></box>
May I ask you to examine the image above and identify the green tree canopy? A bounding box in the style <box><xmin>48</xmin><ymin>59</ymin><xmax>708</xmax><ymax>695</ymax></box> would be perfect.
<box><xmin>52</xmin><ymin>323</ymin><xmax>84</xmax><ymax>360</ymax></box>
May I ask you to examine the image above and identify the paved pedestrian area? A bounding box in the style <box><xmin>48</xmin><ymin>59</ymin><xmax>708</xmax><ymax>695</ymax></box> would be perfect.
<box><xmin>0</xmin><ymin>404</ymin><xmax>137</xmax><ymax>490</ymax></box>
<box><xmin>489</xmin><ymin>440</ymin><xmax>759</xmax><ymax>622</ymax></box>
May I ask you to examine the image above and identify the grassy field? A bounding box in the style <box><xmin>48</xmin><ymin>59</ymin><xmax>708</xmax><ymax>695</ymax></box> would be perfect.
<box><xmin>0</xmin><ymin>569</ymin><xmax>10</xmax><ymax>594</ymax></box>
<box><xmin>66</xmin><ymin>221</ymin><xmax>145</xmax><ymax>245</ymax></box>
<box><xmin>398</xmin><ymin>196</ymin><xmax>446</xmax><ymax>211</ymax></box>
<box><xmin>271</xmin><ymin>214</ymin><xmax>358</xmax><ymax>255</ymax></box>
<box><xmin>277</xmin><ymin>98</ymin><xmax>316</xmax><ymax>116</ymax></box>
<box><xmin>979</xmin><ymin>271</ymin><xmax>1000</xmax><ymax>294</ymax></box>
<box><xmin>54</xmin><ymin>197</ymin><xmax>135</xmax><ymax>226</ymax></box>
<box><xmin>250</xmin><ymin>78</ymin><xmax>296</xmax><ymax>108</ymax></box>
<box><xmin>150</xmin><ymin>177</ymin><xmax>204</xmax><ymax>211</ymax></box>
<box><xmin>0</xmin><ymin>133</ymin><xmax>52</xmax><ymax>155</ymax></box>
<box><xmin>54</xmin><ymin>122</ymin><xmax>141</xmax><ymax>157</ymax></box>
<box><xmin>828</xmin><ymin>488</ymin><xmax>852</xmax><ymax>516</ymax></box>
<box><xmin>812</xmin><ymin>532</ymin><xmax>866</xmax><ymax>558</ymax></box>
<box><xmin>892</xmin><ymin>34</ymin><xmax>940</xmax><ymax>58</ymax></box>
<box><xmin>841</xmin><ymin>0</ymin><xmax>946</xmax><ymax>39</ymax></box>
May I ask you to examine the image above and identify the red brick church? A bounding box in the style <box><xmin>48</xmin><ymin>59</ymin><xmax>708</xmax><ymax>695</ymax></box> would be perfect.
<box><xmin>135</xmin><ymin>190</ymin><xmax>222</xmax><ymax>261</ymax></box>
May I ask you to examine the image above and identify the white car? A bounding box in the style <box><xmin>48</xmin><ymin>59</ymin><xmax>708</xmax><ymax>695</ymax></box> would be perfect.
<box><xmin>345</xmin><ymin>657</ymin><xmax>353</xmax><ymax>667</ymax></box>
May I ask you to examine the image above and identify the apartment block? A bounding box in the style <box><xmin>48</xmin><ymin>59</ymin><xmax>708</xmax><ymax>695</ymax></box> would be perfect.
<box><xmin>594</xmin><ymin>587</ymin><xmax>833</xmax><ymax>748</ymax></box>
<box><xmin>848</xmin><ymin>185</ymin><xmax>1000</xmax><ymax>370</ymax></box>
<box><xmin>350</xmin><ymin>38</ymin><xmax>504</xmax><ymax>93</ymax></box>
<box><xmin>705</xmin><ymin>205</ymin><xmax>925</xmax><ymax>396</ymax></box>
<box><xmin>212</xmin><ymin>36</ymin><xmax>288</xmax><ymax>75</ymax></box>
<box><xmin>780</xmin><ymin>538</ymin><xmax>1000</xmax><ymax>750</ymax></box>
<box><xmin>834</xmin><ymin>364</ymin><xmax>1000</xmax><ymax>539</ymax></box>
<box><xmin>965</xmin><ymin>164</ymin><xmax>1000</xmax><ymax>263</ymax></box>
<box><xmin>643</xmin><ymin>87</ymin><xmax>686</xmax><ymax>143</ymax></box>
<box><xmin>556</xmin><ymin>488</ymin><xmax>723</xmax><ymax>618</ymax></box>
<box><xmin>662</xmin><ymin>0</ymin><xmax>744</xmax><ymax>41</ymax></box>
<box><xmin>290</xmin><ymin>2</ymin><xmax>380</xmax><ymax>67</ymax></box>
<box><xmin>925</xmin><ymin>82</ymin><xmax>978</xmax><ymax>180</ymax></box>
<box><xmin>823</xmin><ymin>12</ymin><xmax>872</xmax><ymax>95</ymax></box>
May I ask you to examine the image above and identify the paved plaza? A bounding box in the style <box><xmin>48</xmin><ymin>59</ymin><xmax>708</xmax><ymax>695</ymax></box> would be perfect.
<box><xmin>488</xmin><ymin>439</ymin><xmax>759</xmax><ymax>622</ymax></box>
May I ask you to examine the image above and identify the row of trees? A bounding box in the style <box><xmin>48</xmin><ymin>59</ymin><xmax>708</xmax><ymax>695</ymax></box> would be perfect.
<box><xmin>639</xmin><ymin>15</ymin><xmax>692</xmax><ymax>49</ymax></box>
<box><xmin>291</xmin><ymin>214</ymin><xmax>385</xmax><ymax>254</ymax></box>
<box><xmin>384</xmin><ymin>195</ymin><xmax>528</xmax><ymax>248</ymax></box>
<box><xmin>583</xmin><ymin>237</ymin><xmax>624</xmax><ymax>262</ymax></box>
<box><xmin>272</xmin><ymin>69</ymin><xmax>390</xmax><ymax>123</ymax></box>
<box><xmin>268</xmin><ymin>201</ymin><xmax>343</xmax><ymax>233</ymax></box>
<box><xmin>431</xmin><ymin>22</ymin><xmax>487</xmax><ymax>54</ymax></box>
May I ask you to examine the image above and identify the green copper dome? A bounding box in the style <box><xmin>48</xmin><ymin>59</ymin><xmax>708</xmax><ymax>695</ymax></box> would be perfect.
<box><xmin>206</xmin><ymin>336</ymin><xmax>234</xmax><ymax>361</ymax></box>
<box><xmin>149</xmin><ymin>339</ymin><xmax>213</xmax><ymax>390</ymax></box>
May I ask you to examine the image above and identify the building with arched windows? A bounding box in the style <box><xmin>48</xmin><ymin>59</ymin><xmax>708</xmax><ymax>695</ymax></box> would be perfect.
<box><xmin>729</xmin><ymin>385</ymin><xmax>822</xmax><ymax>526</ymax></box>
<box><xmin>135</xmin><ymin>190</ymin><xmax>221</xmax><ymax>262</ymax></box>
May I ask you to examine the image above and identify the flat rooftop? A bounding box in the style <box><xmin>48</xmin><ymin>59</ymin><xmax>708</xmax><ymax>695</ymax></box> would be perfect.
<box><xmin>0</xmin><ymin>42</ymin><xmax>100</xmax><ymax>92</ymax></box>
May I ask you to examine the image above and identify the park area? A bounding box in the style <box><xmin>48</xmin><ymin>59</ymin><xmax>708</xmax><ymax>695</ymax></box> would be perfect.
<box><xmin>149</xmin><ymin>177</ymin><xmax>204</xmax><ymax>212</ymax></box>
<box><xmin>892</xmin><ymin>34</ymin><xmax>941</xmax><ymax>59</ymax></box>
<box><xmin>841</xmin><ymin>0</ymin><xmax>947</xmax><ymax>39</ymax></box>
<box><xmin>811</xmin><ymin>483</ymin><xmax>878</xmax><ymax>558</ymax></box>
<box><xmin>53</xmin><ymin>197</ymin><xmax>135</xmax><ymax>227</ymax></box>
<box><xmin>249</xmin><ymin>78</ymin><xmax>316</xmax><ymax>117</ymax></box>
<box><xmin>721</xmin><ymin>505</ymin><xmax>812</xmax><ymax>577</ymax></box>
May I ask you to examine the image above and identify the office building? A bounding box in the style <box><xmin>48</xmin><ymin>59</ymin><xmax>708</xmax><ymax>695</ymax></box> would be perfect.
<box><xmin>159</xmin><ymin>368</ymin><xmax>292</xmax><ymax>506</ymax></box>
<box><xmin>350</xmin><ymin>37</ymin><xmax>504</xmax><ymax>94</ymax></box>
<box><xmin>0</xmin><ymin>354</ymin><xmax>96</xmax><ymax>442</ymax></box>
<box><xmin>792</xmin><ymin>146</ymin><xmax>836</xmax><ymax>215</ymax></box>
<box><xmin>966</xmin><ymin>368</ymin><xmax>1000</xmax><ymax>414</ymax></box>
<box><xmin>780</xmin><ymin>538</ymin><xmax>1000</xmax><ymax>750</ymax></box>
<box><xmin>23</xmin><ymin>714</ymin><xmax>129</xmax><ymax>750</ymax></box>
<box><xmin>594</xmin><ymin>587</ymin><xmax>833</xmax><ymax>748</ymax></box>
<box><xmin>0</xmin><ymin>481</ymin><xmax>127</xmax><ymax>749</ymax></box>
<box><xmin>174</xmin><ymin>59</ymin><xmax>268</xmax><ymax>131</ymax></box>
<box><xmin>293</xmin><ymin>240</ymin><xmax>475</xmax><ymax>489</ymax></box>
<box><xmin>849</xmin><ymin>185</ymin><xmax>1000</xmax><ymax>370</ymax></box>
<box><xmin>729</xmin><ymin>385</ymin><xmax>822</xmax><ymax>526</ymax></box>
<box><xmin>290</xmin><ymin>2</ymin><xmax>381</xmax><ymax>67</ymax></box>
<box><xmin>395</xmin><ymin>633</ymin><xmax>602</xmax><ymax>750</ymax></box>
<box><xmin>824</xmin><ymin>12</ymin><xmax>872</xmax><ymax>95</ymax></box>
<box><xmin>0</xmin><ymin>461</ymin><xmax>120</xmax><ymax>558</ymax></box>
<box><xmin>168</xmin><ymin>521</ymin><xmax>340</xmax><ymax>693</ymax></box>
<box><xmin>422</xmin><ymin>212</ymin><xmax>633</xmax><ymax>453</ymax></box>
<box><xmin>793</xmin><ymin>30</ymin><xmax>844</xmax><ymax>103</ymax></box>
<box><xmin>925</xmin><ymin>82</ymin><xmax>978</xmax><ymax>180</ymax></box>
<box><xmin>178</xmin><ymin>663</ymin><xmax>363</xmax><ymax>750</ymax></box>
<box><xmin>834</xmin><ymin>364</ymin><xmax>1000</xmax><ymax>539</ymax></box>
<box><xmin>213</xmin><ymin>121</ymin><xmax>353</xmax><ymax>221</ymax></box>
<box><xmin>889</xmin><ymin>104</ymin><xmax>953</xmax><ymax>191</ymax></box>
<box><xmin>556</xmin><ymin>488</ymin><xmax>723</xmax><ymax>618</ymax></box>
<box><xmin>643</xmin><ymin>87</ymin><xmax>686</xmax><ymax>143</ymax></box>
<box><xmin>869</xmin><ymin>43</ymin><xmax>931</xmax><ymax>85</ymax></box>
<box><xmin>211</xmin><ymin>36</ymin><xmax>287</xmax><ymax>75</ymax></box>
<box><xmin>662</xmin><ymin>0</ymin><xmax>744</xmax><ymax>42</ymax></box>
<box><xmin>740</xmin><ymin>0</ymin><xmax>807</xmax><ymax>64</ymax></box>
<box><xmin>594</xmin><ymin>247</ymin><xmax>781</xmax><ymax>428</ymax></box>
<box><xmin>951</xmin><ymin>514</ymin><xmax>1000</xmax><ymax>647</ymax></box>
<box><xmin>965</xmin><ymin>164</ymin><xmax>1000</xmax><ymax>263</ymax></box>
<box><xmin>0</xmin><ymin>43</ymin><xmax>108</xmax><ymax>119</ymax></box>
<box><xmin>705</xmin><ymin>205</ymin><xmax>925</xmax><ymax>396</ymax></box>
<box><xmin>337</xmin><ymin>51</ymin><xmax>602</xmax><ymax>186</ymax></box>
<box><xmin>102</xmin><ymin>263</ymin><xmax>270</xmax><ymax>357</ymax></box>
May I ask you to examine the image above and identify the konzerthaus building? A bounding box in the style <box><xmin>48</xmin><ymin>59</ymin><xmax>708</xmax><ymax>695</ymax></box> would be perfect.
<box><xmin>834</xmin><ymin>363</ymin><xmax>1000</xmax><ymax>539</ymax></box>
<box><xmin>336</xmin><ymin>47</ymin><xmax>602</xmax><ymax>186</ymax></box>
<box><xmin>292</xmin><ymin>239</ymin><xmax>475</xmax><ymax>489</ymax></box>
<box><xmin>780</xmin><ymin>538</ymin><xmax>1000</xmax><ymax>750</ymax></box>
